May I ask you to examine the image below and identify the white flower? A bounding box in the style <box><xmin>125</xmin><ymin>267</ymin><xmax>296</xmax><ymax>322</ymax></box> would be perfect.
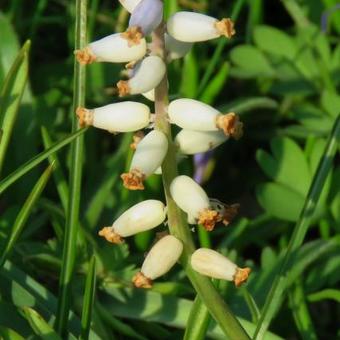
<box><xmin>98</xmin><ymin>200</ymin><xmax>166</xmax><ymax>244</ymax></box>
<box><xmin>142</xmin><ymin>89</ymin><xmax>155</xmax><ymax>101</ymax></box>
<box><xmin>121</xmin><ymin>130</ymin><xmax>168</xmax><ymax>190</ymax></box>
<box><xmin>165</xmin><ymin>33</ymin><xmax>193</xmax><ymax>61</ymax></box>
<box><xmin>168</xmin><ymin>98</ymin><xmax>243</xmax><ymax>139</ymax></box>
<box><xmin>170</xmin><ymin>175</ymin><xmax>220</xmax><ymax>231</ymax></box>
<box><xmin>117</xmin><ymin>56</ymin><xmax>166</xmax><ymax>96</ymax></box>
<box><xmin>75</xmin><ymin>33</ymin><xmax>146</xmax><ymax>64</ymax></box>
<box><xmin>133</xmin><ymin>235</ymin><xmax>183</xmax><ymax>288</ymax></box>
<box><xmin>175</xmin><ymin>130</ymin><xmax>227</xmax><ymax>155</ymax></box>
<box><xmin>167</xmin><ymin>12</ymin><xmax>235</xmax><ymax>42</ymax></box>
<box><xmin>76</xmin><ymin>102</ymin><xmax>150</xmax><ymax>133</ymax></box>
<box><xmin>191</xmin><ymin>248</ymin><xmax>251</xmax><ymax>287</ymax></box>
<box><xmin>119</xmin><ymin>0</ymin><xmax>142</xmax><ymax>13</ymax></box>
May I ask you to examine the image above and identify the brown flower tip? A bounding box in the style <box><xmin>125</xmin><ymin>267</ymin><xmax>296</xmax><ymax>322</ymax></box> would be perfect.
<box><xmin>121</xmin><ymin>26</ymin><xmax>144</xmax><ymax>47</ymax></box>
<box><xmin>234</xmin><ymin>267</ymin><xmax>251</xmax><ymax>287</ymax></box>
<box><xmin>121</xmin><ymin>168</ymin><xmax>145</xmax><ymax>190</ymax></box>
<box><xmin>214</xmin><ymin>18</ymin><xmax>236</xmax><ymax>39</ymax></box>
<box><xmin>132</xmin><ymin>271</ymin><xmax>153</xmax><ymax>289</ymax></box>
<box><xmin>98</xmin><ymin>226</ymin><xmax>124</xmax><ymax>244</ymax></box>
<box><xmin>76</xmin><ymin>107</ymin><xmax>94</xmax><ymax>127</ymax></box>
<box><xmin>74</xmin><ymin>47</ymin><xmax>96</xmax><ymax>65</ymax></box>
<box><xmin>222</xmin><ymin>203</ymin><xmax>240</xmax><ymax>226</ymax></box>
<box><xmin>216</xmin><ymin>112</ymin><xmax>243</xmax><ymax>139</ymax></box>
<box><xmin>125</xmin><ymin>61</ymin><xmax>137</xmax><ymax>69</ymax></box>
<box><xmin>198</xmin><ymin>209</ymin><xmax>222</xmax><ymax>231</ymax></box>
<box><xmin>117</xmin><ymin>80</ymin><xmax>131</xmax><ymax>97</ymax></box>
<box><xmin>130</xmin><ymin>131</ymin><xmax>145</xmax><ymax>150</ymax></box>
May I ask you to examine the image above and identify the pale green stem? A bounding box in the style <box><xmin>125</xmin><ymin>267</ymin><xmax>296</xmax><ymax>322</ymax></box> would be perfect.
<box><xmin>152</xmin><ymin>23</ymin><xmax>250</xmax><ymax>340</ymax></box>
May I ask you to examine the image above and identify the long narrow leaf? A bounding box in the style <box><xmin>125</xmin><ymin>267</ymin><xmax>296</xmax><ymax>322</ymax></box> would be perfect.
<box><xmin>0</xmin><ymin>164</ymin><xmax>54</xmax><ymax>267</ymax></box>
<box><xmin>55</xmin><ymin>0</ymin><xmax>87</xmax><ymax>334</ymax></box>
<box><xmin>80</xmin><ymin>255</ymin><xmax>96</xmax><ymax>340</ymax></box>
<box><xmin>0</xmin><ymin>127</ymin><xmax>87</xmax><ymax>194</ymax></box>
<box><xmin>0</xmin><ymin>40</ymin><xmax>30</xmax><ymax>174</ymax></box>
<box><xmin>253</xmin><ymin>114</ymin><xmax>340</xmax><ymax>339</ymax></box>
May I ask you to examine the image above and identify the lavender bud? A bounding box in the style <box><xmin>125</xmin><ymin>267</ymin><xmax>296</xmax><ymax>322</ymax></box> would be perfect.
<box><xmin>122</xmin><ymin>0</ymin><xmax>163</xmax><ymax>46</ymax></box>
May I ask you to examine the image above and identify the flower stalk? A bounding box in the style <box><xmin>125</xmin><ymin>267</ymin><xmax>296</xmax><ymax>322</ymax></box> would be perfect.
<box><xmin>152</xmin><ymin>22</ymin><xmax>250</xmax><ymax>340</ymax></box>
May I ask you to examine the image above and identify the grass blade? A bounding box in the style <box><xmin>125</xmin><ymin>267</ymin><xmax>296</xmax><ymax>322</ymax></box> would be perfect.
<box><xmin>242</xmin><ymin>288</ymin><xmax>261</xmax><ymax>324</ymax></box>
<box><xmin>253</xmin><ymin>114</ymin><xmax>340</xmax><ymax>339</ymax></box>
<box><xmin>0</xmin><ymin>127</ymin><xmax>87</xmax><ymax>195</ymax></box>
<box><xmin>0</xmin><ymin>40</ymin><xmax>30</xmax><ymax>174</ymax></box>
<box><xmin>183</xmin><ymin>294</ymin><xmax>210</xmax><ymax>340</ymax></box>
<box><xmin>55</xmin><ymin>0</ymin><xmax>87</xmax><ymax>334</ymax></box>
<box><xmin>80</xmin><ymin>255</ymin><xmax>96</xmax><ymax>340</ymax></box>
<box><xmin>0</xmin><ymin>164</ymin><xmax>53</xmax><ymax>267</ymax></box>
<box><xmin>41</xmin><ymin>126</ymin><xmax>69</xmax><ymax>212</ymax></box>
<box><xmin>20</xmin><ymin>307</ymin><xmax>62</xmax><ymax>340</ymax></box>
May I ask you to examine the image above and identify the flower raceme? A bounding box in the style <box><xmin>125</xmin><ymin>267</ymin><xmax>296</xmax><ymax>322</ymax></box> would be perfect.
<box><xmin>117</xmin><ymin>56</ymin><xmax>166</xmax><ymax>96</ymax></box>
<box><xmin>133</xmin><ymin>235</ymin><xmax>183</xmax><ymax>288</ymax></box>
<box><xmin>170</xmin><ymin>175</ymin><xmax>239</xmax><ymax>231</ymax></box>
<box><xmin>99</xmin><ymin>200</ymin><xmax>166</xmax><ymax>244</ymax></box>
<box><xmin>168</xmin><ymin>98</ymin><xmax>243</xmax><ymax>139</ymax></box>
<box><xmin>75</xmin><ymin>33</ymin><xmax>147</xmax><ymax>64</ymax></box>
<box><xmin>121</xmin><ymin>130</ymin><xmax>168</xmax><ymax>190</ymax></box>
<box><xmin>76</xmin><ymin>102</ymin><xmax>150</xmax><ymax>133</ymax></box>
<box><xmin>191</xmin><ymin>248</ymin><xmax>251</xmax><ymax>287</ymax></box>
<box><xmin>167</xmin><ymin>12</ymin><xmax>235</xmax><ymax>42</ymax></box>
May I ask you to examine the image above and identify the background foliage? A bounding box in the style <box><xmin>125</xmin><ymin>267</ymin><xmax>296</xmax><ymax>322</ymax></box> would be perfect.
<box><xmin>0</xmin><ymin>0</ymin><xmax>339</xmax><ymax>339</ymax></box>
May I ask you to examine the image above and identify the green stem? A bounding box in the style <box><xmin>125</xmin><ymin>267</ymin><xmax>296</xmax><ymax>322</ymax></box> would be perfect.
<box><xmin>153</xmin><ymin>23</ymin><xmax>250</xmax><ymax>340</ymax></box>
<box><xmin>55</xmin><ymin>0</ymin><xmax>87</xmax><ymax>335</ymax></box>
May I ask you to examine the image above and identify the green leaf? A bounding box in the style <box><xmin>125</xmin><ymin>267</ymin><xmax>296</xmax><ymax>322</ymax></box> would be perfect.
<box><xmin>0</xmin><ymin>40</ymin><xmax>30</xmax><ymax>174</ymax></box>
<box><xmin>321</xmin><ymin>90</ymin><xmax>340</xmax><ymax>118</ymax></box>
<box><xmin>41</xmin><ymin>126</ymin><xmax>69</xmax><ymax>212</ymax></box>
<box><xmin>0</xmin><ymin>326</ymin><xmax>25</xmax><ymax>340</ymax></box>
<box><xmin>0</xmin><ymin>127</ymin><xmax>87</xmax><ymax>195</ymax></box>
<box><xmin>199</xmin><ymin>63</ymin><xmax>229</xmax><ymax>105</ymax></box>
<box><xmin>220</xmin><ymin>97</ymin><xmax>278</xmax><ymax>114</ymax></box>
<box><xmin>180</xmin><ymin>50</ymin><xmax>198</xmax><ymax>98</ymax></box>
<box><xmin>308</xmin><ymin>289</ymin><xmax>340</xmax><ymax>303</ymax></box>
<box><xmin>20</xmin><ymin>307</ymin><xmax>62</xmax><ymax>340</ymax></box>
<box><xmin>80</xmin><ymin>256</ymin><xmax>96</xmax><ymax>340</ymax></box>
<box><xmin>256</xmin><ymin>183</ymin><xmax>304</xmax><ymax>221</ymax></box>
<box><xmin>254</xmin><ymin>25</ymin><xmax>297</xmax><ymax>59</ymax></box>
<box><xmin>0</xmin><ymin>164</ymin><xmax>53</xmax><ymax>267</ymax></box>
<box><xmin>230</xmin><ymin>45</ymin><xmax>275</xmax><ymax>78</ymax></box>
<box><xmin>183</xmin><ymin>295</ymin><xmax>210</xmax><ymax>340</ymax></box>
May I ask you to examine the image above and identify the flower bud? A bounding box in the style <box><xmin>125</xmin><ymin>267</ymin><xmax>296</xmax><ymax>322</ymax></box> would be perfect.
<box><xmin>117</xmin><ymin>56</ymin><xmax>166</xmax><ymax>96</ymax></box>
<box><xmin>121</xmin><ymin>130</ymin><xmax>168</xmax><ymax>190</ymax></box>
<box><xmin>121</xmin><ymin>0</ymin><xmax>163</xmax><ymax>46</ymax></box>
<box><xmin>170</xmin><ymin>175</ymin><xmax>220</xmax><ymax>231</ymax></box>
<box><xmin>165</xmin><ymin>33</ymin><xmax>193</xmax><ymax>61</ymax></box>
<box><xmin>175</xmin><ymin>130</ymin><xmax>227</xmax><ymax>155</ymax></box>
<box><xmin>191</xmin><ymin>248</ymin><xmax>251</xmax><ymax>287</ymax></box>
<box><xmin>142</xmin><ymin>89</ymin><xmax>155</xmax><ymax>102</ymax></box>
<box><xmin>119</xmin><ymin>0</ymin><xmax>142</xmax><ymax>13</ymax></box>
<box><xmin>75</xmin><ymin>33</ymin><xmax>147</xmax><ymax>64</ymax></box>
<box><xmin>168</xmin><ymin>98</ymin><xmax>243</xmax><ymax>139</ymax></box>
<box><xmin>76</xmin><ymin>102</ymin><xmax>150</xmax><ymax>133</ymax></box>
<box><xmin>99</xmin><ymin>200</ymin><xmax>166</xmax><ymax>244</ymax></box>
<box><xmin>133</xmin><ymin>235</ymin><xmax>183</xmax><ymax>288</ymax></box>
<box><xmin>167</xmin><ymin>12</ymin><xmax>235</xmax><ymax>42</ymax></box>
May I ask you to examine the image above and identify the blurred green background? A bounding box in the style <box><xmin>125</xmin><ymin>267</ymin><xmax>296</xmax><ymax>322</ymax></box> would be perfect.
<box><xmin>0</xmin><ymin>0</ymin><xmax>339</xmax><ymax>339</ymax></box>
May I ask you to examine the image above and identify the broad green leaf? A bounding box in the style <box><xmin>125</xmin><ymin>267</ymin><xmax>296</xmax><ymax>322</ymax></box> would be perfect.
<box><xmin>20</xmin><ymin>307</ymin><xmax>62</xmax><ymax>340</ymax></box>
<box><xmin>256</xmin><ymin>183</ymin><xmax>304</xmax><ymax>221</ymax></box>
<box><xmin>0</xmin><ymin>165</ymin><xmax>53</xmax><ymax>267</ymax></box>
<box><xmin>0</xmin><ymin>41</ymin><xmax>30</xmax><ymax>174</ymax></box>
<box><xmin>101</xmin><ymin>285</ymin><xmax>282</xmax><ymax>340</ymax></box>
<box><xmin>254</xmin><ymin>25</ymin><xmax>297</xmax><ymax>59</ymax></box>
<box><xmin>199</xmin><ymin>63</ymin><xmax>229</xmax><ymax>104</ymax></box>
<box><xmin>321</xmin><ymin>90</ymin><xmax>340</xmax><ymax>118</ymax></box>
<box><xmin>230</xmin><ymin>45</ymin><xmax>275</xmax><ymax>78</ymax></box>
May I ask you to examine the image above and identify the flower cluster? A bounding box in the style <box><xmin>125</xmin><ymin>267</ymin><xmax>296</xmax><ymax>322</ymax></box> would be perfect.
<box><xmin>76</xmin><ymin>1</ymin><xmax>250</xmax><ymax>288</ymax></box>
